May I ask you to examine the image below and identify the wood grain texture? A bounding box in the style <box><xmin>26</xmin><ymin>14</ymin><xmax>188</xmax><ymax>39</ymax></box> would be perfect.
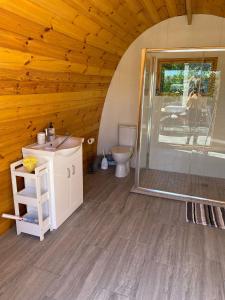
<box><xmin>1</xmin><ymin>169</ymin><xmax>225</xmax><ymax>299</ymax></box>
<box><xmin>1</xmin><ymin>0</ymin><xmax>225</xmax><ymax>234</ymax></box>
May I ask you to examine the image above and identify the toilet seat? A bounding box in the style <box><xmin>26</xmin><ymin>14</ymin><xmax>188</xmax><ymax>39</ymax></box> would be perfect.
<box><xmin>111</xmin><ymin>146</ymin><xmax>133</xmax><ymax>177</ymax></box>
<box><xmin>111</xmin><ymin>146</ymin><xmax>132</xmax><ymax>154</ymax></box>
<box><xmin>111</xmin><ymin>124</ymin><xmax>136</xmax><ymax>178</ymax></box>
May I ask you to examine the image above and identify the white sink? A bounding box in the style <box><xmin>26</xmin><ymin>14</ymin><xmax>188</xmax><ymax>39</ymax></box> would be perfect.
<box><xmin>24</xmin><ymin>136</ymin><xmax>84</xmax><ymax>156</ymax></box>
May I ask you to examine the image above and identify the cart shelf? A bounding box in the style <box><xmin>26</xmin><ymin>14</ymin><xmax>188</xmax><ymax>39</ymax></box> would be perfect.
<box><xmin>12</xmin><ymin>163</ymin><xmax>48</xmax><ymax>178</ymax></box>
<box><xmin>8</xmin><ymin>159</ymin><xmax>52</xmax><ymax>241</ymax></box>
<box><xmin>15</xmin><ymin>187</ymin><xmax>49</xmax><ymax>206</ymax></box>
<box><xmin>16</xmin><ymin>216</ymin><xmax>50</xmax><ymax>238</ymax></box>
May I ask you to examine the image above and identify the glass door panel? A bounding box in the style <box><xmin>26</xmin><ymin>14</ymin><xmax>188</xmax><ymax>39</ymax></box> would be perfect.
<box><xmin>189</xmin><ymin>51</ymin><xmax>225</xmax><ymax>202</ymax></box>
<box><xmin>136</xmin><ymin>48</ymin><xmax>225</xmax><ymax>204</ymax></box>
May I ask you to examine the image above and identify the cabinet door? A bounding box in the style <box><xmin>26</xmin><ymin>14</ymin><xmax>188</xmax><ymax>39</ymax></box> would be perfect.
<box><xmin>70</xmin><ymin>147</ymin><xmax>83</xmax><ymax>211</ymax></box>
<box><xmin>54</xmin><ymin>157</ymin><xmax>71</xmax><ymax>227</ymax></box>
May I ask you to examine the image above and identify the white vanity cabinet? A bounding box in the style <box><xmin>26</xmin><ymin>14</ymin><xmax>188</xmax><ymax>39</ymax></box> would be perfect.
<box><xmin>53</xmin><ymin>146</ymin><xmax>83</xmax><ymax>227</ymax></box>
<box><xmin>22</xmin><ymin>136</ymin><xmax>84</xmax><ymax>229</ymax></box>
<box><xmin>70</xmin><ymin>149</ymin><xmax>83</xmax><ymax>211</ymax></box>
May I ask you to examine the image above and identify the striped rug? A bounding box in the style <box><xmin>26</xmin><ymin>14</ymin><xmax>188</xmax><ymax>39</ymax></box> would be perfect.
<box><xmin>186</xmin><ymin>202</ymin><xmax>225</xmax><ymax>229</ymax></box>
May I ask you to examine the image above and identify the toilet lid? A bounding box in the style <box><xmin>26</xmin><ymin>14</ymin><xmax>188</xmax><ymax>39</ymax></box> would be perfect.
<box><xmin>111</xmin><ymin>146</ymin><xmax>132</xmax><ymax>153</ymax></box>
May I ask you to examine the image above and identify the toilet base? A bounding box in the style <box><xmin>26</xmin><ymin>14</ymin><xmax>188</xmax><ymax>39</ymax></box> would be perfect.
<box><xmin>115</xmin><ymin>161</ymin><xmax>130</xmax><ymax>178</ymax></box>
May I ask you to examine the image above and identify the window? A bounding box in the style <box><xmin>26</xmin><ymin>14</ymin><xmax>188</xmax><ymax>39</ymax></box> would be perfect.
<box><xmin>156</xmin><ymin>57</ymin><xmax>217</xmax><ymax>96</ymax></box>
<box><xmin>155</xmin><ymin>57</ymin><xmax>219</xmax><ymax>147</ymax></box>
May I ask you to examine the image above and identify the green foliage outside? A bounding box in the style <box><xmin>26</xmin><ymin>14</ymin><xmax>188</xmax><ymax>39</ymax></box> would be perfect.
<box><xmin>160</xmin><ymin>62</ymin><xmax>213</xmax><ymax>96</ymax></box>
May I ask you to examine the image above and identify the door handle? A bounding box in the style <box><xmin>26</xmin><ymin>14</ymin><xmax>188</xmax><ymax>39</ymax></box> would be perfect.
<box><xmin>67</xmin><ymin>168</ymin><xmax>71</xmax><ymax>178</ymax></box>
<box><xmin>72</xmin><ymin>165</ymin><xmax>75</xmax><ymax>175</ymax></box>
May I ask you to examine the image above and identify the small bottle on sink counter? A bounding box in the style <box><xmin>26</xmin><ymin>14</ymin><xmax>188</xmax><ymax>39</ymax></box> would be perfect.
<box><xmin>45</xmin><ymin>122</ymin><xmax>55</xmax><ymax>142</ymax></box>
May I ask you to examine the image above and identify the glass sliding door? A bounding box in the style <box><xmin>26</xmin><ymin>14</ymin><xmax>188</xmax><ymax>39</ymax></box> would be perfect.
<box><xmin>189</xmin><ymin>51</ymin><xmax>224</xmax><ymax>203</ymax></box>
<box><xmin>134</xmin><ymin>48</ymin><xmax>225</xmax><ymax>205</ymax></box>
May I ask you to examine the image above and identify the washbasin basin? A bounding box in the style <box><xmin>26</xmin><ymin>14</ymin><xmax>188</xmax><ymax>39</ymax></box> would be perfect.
<box><xmin>24</xmin><ymin>136</ymin><xmax>84</xmax><ymax>156</ymax></box>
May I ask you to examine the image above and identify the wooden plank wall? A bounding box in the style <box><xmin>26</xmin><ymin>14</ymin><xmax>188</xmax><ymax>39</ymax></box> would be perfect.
<box><xmin>0</xmin><ymin>0</ymin><xmax>224</xmax><ymax>234</ymax></box>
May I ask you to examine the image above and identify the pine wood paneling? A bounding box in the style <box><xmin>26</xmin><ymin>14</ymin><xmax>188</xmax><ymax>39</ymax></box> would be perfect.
<box><xmin>1</xmin><ymin>0</ymin><xmax>225</xmax><ymax>234</ymax></box>
<box><xmin>164</xmin><ymin>0</ymin><xmax>178</xmax><ymax>17</ymax></box>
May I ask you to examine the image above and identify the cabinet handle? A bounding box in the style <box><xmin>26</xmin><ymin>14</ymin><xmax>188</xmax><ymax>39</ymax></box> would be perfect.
<box><xmin>67</xmin><ymin>168</ymin><xmax>70</xmax><ymax>178</ymax></box>
<box><xmin>72</xmin><ymin>165</ymin><xmax>75</xmax><ymax>175</ymax></box>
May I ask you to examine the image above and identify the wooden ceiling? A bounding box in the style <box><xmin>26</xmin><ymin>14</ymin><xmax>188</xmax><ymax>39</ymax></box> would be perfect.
<box><xmin>0</xmin><ymin>0</ymin><xmax>225</xmax><ymax>234</ymax></box>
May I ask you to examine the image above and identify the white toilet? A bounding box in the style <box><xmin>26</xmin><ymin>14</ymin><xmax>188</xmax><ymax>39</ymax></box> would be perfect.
<box><xmin>111</xmin><ymin>124</ymin><xmax>136</xmax><ymax>178</ymax></box>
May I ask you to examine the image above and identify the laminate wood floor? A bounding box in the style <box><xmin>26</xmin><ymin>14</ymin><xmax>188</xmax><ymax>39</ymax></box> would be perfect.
<box><xmin>140</xmin><ymin>168</ymin><xmax>225</xmax><ymax>202</ymax></box>
<box><xmin>1</xmin><ymin>168</ymin><xmax>225</xmax><ymax>300</ymax></box>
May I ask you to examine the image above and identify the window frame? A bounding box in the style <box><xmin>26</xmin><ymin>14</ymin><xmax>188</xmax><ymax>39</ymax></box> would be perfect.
<box><xmin>156</xmin><ymin>57</ymin><xmax>218</xmax><ymax>96</ymax></box>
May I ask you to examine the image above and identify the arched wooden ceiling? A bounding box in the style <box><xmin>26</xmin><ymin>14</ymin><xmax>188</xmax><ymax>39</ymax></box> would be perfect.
<box><xmin>0</xmin><ymin>0</ymin><xmax>224</xmax><ymax>234</ymax></box>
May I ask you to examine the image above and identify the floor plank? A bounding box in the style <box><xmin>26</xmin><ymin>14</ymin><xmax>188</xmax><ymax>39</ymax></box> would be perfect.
<box><xmin>1</xmin><ymin>168</ymin><xmax>225</xmax><ymax>299</ymax></box>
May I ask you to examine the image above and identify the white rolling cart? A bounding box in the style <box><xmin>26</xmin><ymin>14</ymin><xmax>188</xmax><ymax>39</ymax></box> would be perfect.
<box><xmin>8</xmin><ymin>159</ymin><xmax>52</xmax><ymax>241</ymax></box>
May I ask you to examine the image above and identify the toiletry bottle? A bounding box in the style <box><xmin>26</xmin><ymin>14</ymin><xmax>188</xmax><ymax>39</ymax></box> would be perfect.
<box><xmin>48</xmin><ymin>122</ymin><xmax>55</xmax><ymax>141</ymax></box>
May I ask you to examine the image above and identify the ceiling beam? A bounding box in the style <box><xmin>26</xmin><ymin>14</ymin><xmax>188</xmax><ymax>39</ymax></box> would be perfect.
<box><xmin>186</xmin><ymin>0</ymin><xmax>192</xmax><ymax>25</ymax></box>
